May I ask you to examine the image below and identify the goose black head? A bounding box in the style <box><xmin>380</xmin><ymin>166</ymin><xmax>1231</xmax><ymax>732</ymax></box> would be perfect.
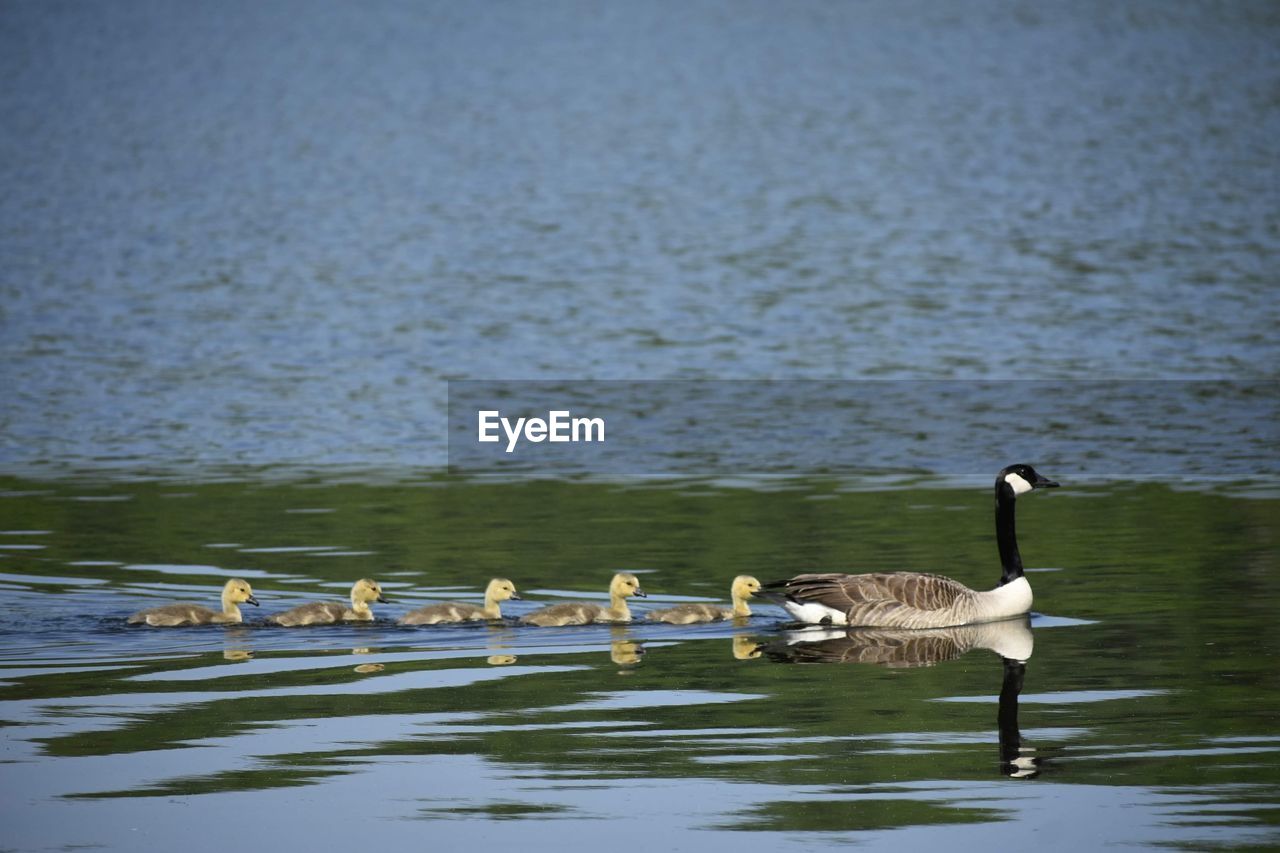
<box><xmin>997</xmin><ymin>464</ymin><xmax>1059</xmax><ymax>497</ymax></box>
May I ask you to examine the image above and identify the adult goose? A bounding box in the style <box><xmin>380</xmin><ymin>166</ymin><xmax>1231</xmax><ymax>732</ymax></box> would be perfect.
<box><xmin>762</xmin><ymin>464</ymin><xmax>1057</xmax><ymax>629</ymax></box>
<box><xmin>127</xmin><ymin>578</ymin><xmax>259</xmax><ymax>626</ymax></box>
<box><xmin>398</xmin><ymin>578</ymin><xmax>521</xmax><ymax>625</ymax></box>
<box><xmin>268</xmin><ymin>578</ymin><xmax>388</xmax><ymax>626</ymax></box>
<box><xmin>519</xmin><ymin>572</ymin><xmax>646</xmax><ymax>626</ymax></box>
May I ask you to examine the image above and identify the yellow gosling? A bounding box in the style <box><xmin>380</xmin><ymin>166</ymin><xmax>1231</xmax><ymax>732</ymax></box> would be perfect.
<box><xmin>647</xmin><ymin>575</ymin><xmax>761</xmax><ymax>624</ymax></box>
<box><xmin>399</xmin><ymin>578</ymin><xmax>521</xmax><ymax>625</ymax></box>
<box><xmin>519</xmin><ymin>572</ymin><xmax>646</xmax><ymax>626</ymax></box>
<box><xmin>268</xmin><ymin>578</ymin><xmax>387</xmax><ymax>626</ymax></box>
<box><xmin>127</xmin><ymin>579</ymin><xmax>259</xmax><ymax>627</ymax></box>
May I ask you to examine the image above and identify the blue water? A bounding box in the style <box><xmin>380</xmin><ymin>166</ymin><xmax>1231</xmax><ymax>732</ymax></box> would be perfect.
<box><xmin>1</xmin><ymin>4</ymin><xmax>1278</xmax><ymax>850</ymax></box>
<box><xmin>2</xmin><ymin>0</ymin><xmax>1277</xmax><ymax>479</ymax></box>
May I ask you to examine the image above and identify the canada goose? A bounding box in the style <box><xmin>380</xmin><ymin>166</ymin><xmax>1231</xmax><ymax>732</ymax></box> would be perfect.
<box><xmin>519</xmin><ymin>572</ymin><xmax>647</xmax><ymax>626</ymax></box>
<box><xmin>647</xmin><ymin>575</ymin><xmax>762</xmax><ymax>624</ymax></box>
<box><xmin>267</xmin><ymin>578</ymin><xmax>388</xmax><ymax>626</ymax></box>
<box><xmin>126</xmin><ymin>579</ymin><xmax>259</xmax><ymax>627</ymax></box>
<box><xmin>763</xmin><ymin>463</ymin><xmax>1058</xmax><ymax>629</ymax></box>
<box><xmin>398</xmin><ymin>578</ymin><xmax>520</xmax><ymax>625</ymax></box>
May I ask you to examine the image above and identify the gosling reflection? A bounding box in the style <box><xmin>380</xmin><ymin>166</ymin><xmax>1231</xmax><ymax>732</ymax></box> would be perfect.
<box><xmin>732</xmin><ymin>635</ymin><xmax>762</xmax><ymax>660</ymax></box>
<box><xmin>762</xmin><ymin>617</ymin><xmax>1040</xmax><ymax>779</ymax></box>
<box><xmin>611</xmin><ymin>639</ymin><xmax>645</xmax><ymax>670</ymax></box>
<box><xmin>351</xmin><ymin>647</ymin><xmax>384</xmax><ymax>673</ymax></box>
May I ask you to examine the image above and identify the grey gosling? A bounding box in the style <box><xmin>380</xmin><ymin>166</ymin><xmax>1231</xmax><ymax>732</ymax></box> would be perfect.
<box><xmin>268</xmin><ymin>578</ymin><xmax>388</xmax><ymax>626</ymax></box>
<box><xmin>399</xmin><ymin>578</ymin><xmax>521</xmax><ymax>625</ymax></box>
<box><xmin>647</xmin><ymin>575</ymin><xmax>761</xmax><ymax>624</ymax></box>
<box><xmin>519</xmin><ymin>572</ymin><xmax>647</xmax><ymax>626</ymax></box>
<box><xmin>127</xmin><ymin>578</ymin><xmax>259</xmax><ymax>627</ymax></box>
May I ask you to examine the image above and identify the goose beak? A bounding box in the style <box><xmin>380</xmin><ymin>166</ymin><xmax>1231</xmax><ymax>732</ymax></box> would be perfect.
<box><xmin>246</xmin><ymin>595</ymin><xmax>260</xmax><ymax>607</ymax></box>
<box><xmin>1034</xmin><ymin>475</ymin><xmax>1059</xmax><ymax>489</ymax></box>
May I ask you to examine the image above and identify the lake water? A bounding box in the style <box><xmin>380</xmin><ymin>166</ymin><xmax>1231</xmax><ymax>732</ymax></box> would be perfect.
<box><xmin>1</xmin><ymin>0</ymin><xmax>1277</xmax><ymax>479</ymax></box>
<box><xmin>1</xmin><ymin>477</ymin><xmax>1277</xmax><ymax>851</ymax></box>
<box><xmin>1</xmin><ymin>1</ymin><xmax>1278</xmax><ymax>851</ymax></box>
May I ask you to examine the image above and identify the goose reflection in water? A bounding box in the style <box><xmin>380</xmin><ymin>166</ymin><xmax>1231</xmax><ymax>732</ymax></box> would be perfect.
<box><xmin>760</xmin><ymin>616</ymin><xmax>1041</xmax><ymax>779</ymax></box>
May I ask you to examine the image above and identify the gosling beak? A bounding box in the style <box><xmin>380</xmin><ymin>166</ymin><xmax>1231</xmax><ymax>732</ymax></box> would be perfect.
<box><xmin>377</xmin><ymin>594</ymin><xmax>389</xmax><ymax>604</ymax></box>
<box><xmin>247</xmin><ymin>595</ymin><xmax>260</xmax><ymax>607</ymax></box>
<box><xmin>634</xmin><ymin>588</ymin><xmax>647</xmax><ymax>598</ymax></box>
<box><xmin>510</xmin><ymin>592</ymin><xmax>522</xmax><ymax>600</ymax></box>
<box><xmin>1034</xmin><ymin>474</ymin><xmax>1060</xmax><ymax>489</ymax></box>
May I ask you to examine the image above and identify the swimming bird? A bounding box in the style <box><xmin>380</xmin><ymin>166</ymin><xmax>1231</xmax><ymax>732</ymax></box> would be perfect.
<box><xmin>398</xmin><ymin>578</ymin><xmax>521</xmax><ymax>625</ymax></box>
<box><xmin>126</xmin><ymin>578</ymin><xmax>259</xmax><ymax>626</ymax></box>
<box><xmin>519</xmin><ymin>572</ymin><xmax>647</xmax><ymax>626</ymax></box>
<box><xmin>267</xmin><ymin>578</ymin><xmax>388</xmax><ymax>626</ymax></box>
<box><xmin>646</xmin><ymin>575</ymin><xmax>761</xmax><ymax>624</ymax></box>
<box><xmin>762</xmin><ymin>463</ymin><xmax>1058</xmax><ymax>629</ymax></box>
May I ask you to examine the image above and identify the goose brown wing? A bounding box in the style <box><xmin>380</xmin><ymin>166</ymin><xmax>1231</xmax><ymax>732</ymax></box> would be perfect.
<box><xmin>767</xmin><ymin>572</ymin><xmax>972</xmax><ymax>619</ymax></box>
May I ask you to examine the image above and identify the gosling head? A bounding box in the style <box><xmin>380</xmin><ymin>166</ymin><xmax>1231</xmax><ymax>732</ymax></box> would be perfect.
<box><xmin>997</xmin><ymin>463</ymin><xmax>1059</xmax><ymax>498</ymax></box>
<box><xmin>487</xmin><ymin>578</ymin><xmax>521</xmax><ymax>602</ymax></box>
<box><xmin>223</xmin><ymin>578</ymin><xmax>259</xmax><ymax>607</ymax></box>
<box><xmin>352</xmin><ymin>578</ymin><xmax>388</xmax><ymax>605</ymax></box>
<box><xmin>610</xmin><ymin>572</ymin><xmax>646</xmax><ymax>599</ymax></box>
<box><xmin>732</xmin><ymin>575</ymin><xmax>762</xmax><ymax>600</ymax></box>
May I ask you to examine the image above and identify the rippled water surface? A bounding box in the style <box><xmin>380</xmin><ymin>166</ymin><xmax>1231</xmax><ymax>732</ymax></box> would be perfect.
<box><xmin>2</xmin><ymin>0</ymin><xmax>1278</xmax><ymax>476</ymax></box>
<box><xmin>1</xmin><ymin>1</ymin><xmax>1278</xmax><ymax>850</ymax></box>
<box><xmin>1</xmin><ymin>477</ymin><xmax>1277</xmax><ymax>851</ymax></box>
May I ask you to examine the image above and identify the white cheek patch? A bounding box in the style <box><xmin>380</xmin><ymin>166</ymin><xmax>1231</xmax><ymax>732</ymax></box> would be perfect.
<box><xmin>1004</xmin><ymin>472</ymin><xmax>1033</xmax><ymax>495</ymax></box>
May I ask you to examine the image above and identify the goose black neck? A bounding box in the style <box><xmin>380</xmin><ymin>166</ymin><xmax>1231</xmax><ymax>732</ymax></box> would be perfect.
<box><xmin>996</xmin><ymin>484</ymin><xmax>1022</xmax><ymax>585</ymax></box>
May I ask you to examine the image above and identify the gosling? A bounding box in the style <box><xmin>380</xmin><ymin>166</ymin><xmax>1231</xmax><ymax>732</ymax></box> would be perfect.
<box><xmin>399</xmin><ymin>578</ymin><xmax>521</xmax><ymax>625</ymax></box>
<box><xmin>519</xmin><ymin>572</ymin><xmax>646</xmax><ymax>626</ymax></box>
<box><xmin>268</xmin><ymin>578</ymin><xmax>388</xmax><ymax>626</ymax></box>
<box><xmin>647</xmin><ymin>575</ymin><xmax>761</xmax><ymax>624</ymax></box>
<box><xmin>127</xmin><ymin>579</ymin><xmax>259</xmax><ymax>627</ymax></box>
